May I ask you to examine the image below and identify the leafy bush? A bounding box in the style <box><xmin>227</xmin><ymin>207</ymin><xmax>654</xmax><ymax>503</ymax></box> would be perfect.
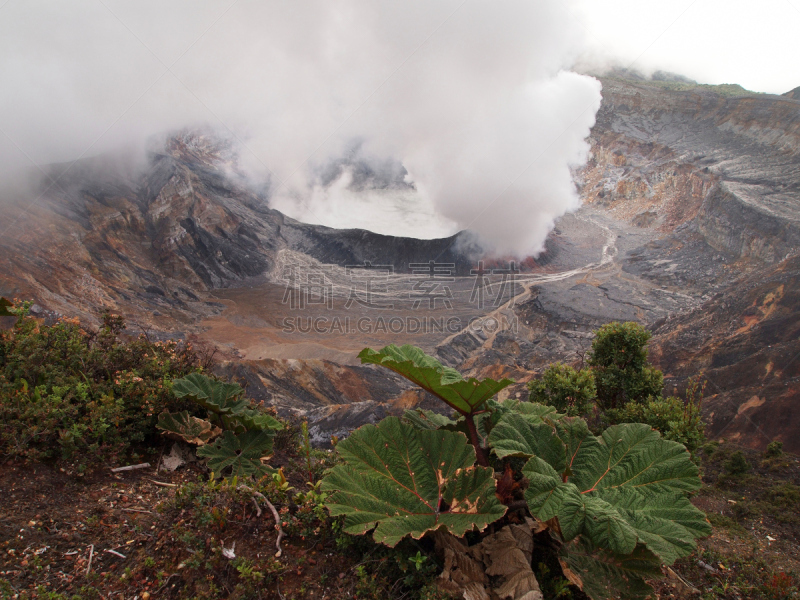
<box><xmin>589</xmin><ymin>325</ymin><xmax>706</xmax><ymax>455</ymax></box>
<box><xmin>764</xmin><ymin>483</ymin><xmax>800</xmax><ymax>509</ymax></box>
<box><xmin>703</xmin><ymin>440</ymin><xmax>720</xmax><ymax>456</ymax></box>
<box><xmin>524</xmin><ymin>323</ymin><xmax>706</xmax><ymax>455</ymax></box>
<box><xmin>765</xmin><ymin>440</ymin><xmax>784</xmax><ymax>459</ymax></box>
<box><xmin>724</xmin><ymin>450</ymin><xmax>751</xmax><ymax>475</ymax></box>
<box><xmin>589</xmin><ymin>321</ymin><xmax>663</xmax><ymax>410</ymax></box>
<box><xmin>604</xmin><ymin>393</ymin><xmax>705</xmax><ymax>455</ymax></box>
<box><xmin>527</xmin><ymin>362</ymin><xmax>595</xmax><ymax>416</ymax></box>
<box><xmin>323</xmin><ymin>344</ymin><xmax>710</xmax><ymax>600</ymax></box>
<box><xmin>158</xmin><ymin>373</ymin><xmax>283</xmax><ymax>479</ymax></box>
<box><xmin>525</xmin><ymin>323</ymin><xmax>705</xmax><ymax>455</ymax></box>
<box><xmin>0</xmin><ymin>302</ymin><xmax>205</xmax><ymax>468</ymax></box>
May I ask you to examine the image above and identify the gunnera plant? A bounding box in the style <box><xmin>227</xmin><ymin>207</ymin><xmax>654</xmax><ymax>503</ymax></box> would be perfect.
<box><xmin>157</xmin><ymin>373</ymin><xmax>283</xmax><ymax>479</ymax></box>
<box><xmin>321</xmin><ymin>344</ymin><xmax>711</xmax><ymax>600</ymax></box>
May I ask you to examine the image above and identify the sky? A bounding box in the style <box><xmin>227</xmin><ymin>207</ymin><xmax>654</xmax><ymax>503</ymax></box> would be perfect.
<box><xmin>574</xmin><ymin>0</ymin><xmax>800</xmax><ymax>95</ymax></box>
<box><xmin>0</xmin><ymin>0</ymin><xmax>797</xmax><ymax>255</ymax></box>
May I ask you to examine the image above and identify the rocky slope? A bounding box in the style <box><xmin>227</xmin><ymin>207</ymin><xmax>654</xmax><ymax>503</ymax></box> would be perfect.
<box><xmin>437</xmin><ymin>75</ymin><xmax>800</xmax><ymax>450</ymax></box>
<box><xmin>1</xmin><ymin>74</ymin><xmax>798</xmax><ymax>450</ymax></box>
<box><xmin>0</xmin><ymin>132</ymin><xmax>478</xmax><ymax>329</ymax></box>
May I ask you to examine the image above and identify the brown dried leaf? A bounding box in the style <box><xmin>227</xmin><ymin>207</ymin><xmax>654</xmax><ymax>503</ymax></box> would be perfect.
<box><xmin>557</xmin><ymin>556</ymin><xmax>584</xmax><ymax>590</ymax></box>
<box><xmin>463</xmin><ymin>582</ymin><xmax>491</xmax><ymax>600</ymax></box>
<box><xmin>496</xmin><ymin>463</ymin><xmax>522</xmax><ymax>503</ymax></box>
<box><xmin>483</xmin><ymin>528</ymin><xmax>530</xmax><ymax>577</ymax></box>
<box><xmin>510</xmin><ymin>521</ymin><xmax>534</xmax><ymax>563</ymax></box>
<box><xmin>434</xmin><ymin>530</ymin><xmax>469</xmax><ymax>555</ymax></box>
<box><xmin>437</xmin><ymin>548</ymin><xmax>462</xmax><ymax>594</ymax></box>
<box><xmin>435</xmin><ymin>531</ymin><xmax>488</xmax><ymax>589</ymax></box>
<box><xmin>436</xmin><ymin>523</ymin><xmax>543</xmax><ymax>600</ymax></box>
<box><xmin>483</xmin><ymin>525</ymin><xmax>542</xmax><ymax>600</ymax></box>
<box><xmin>530</xmin><ymin>516</ymin><xmax>549</xmax><ymax>534</ymax></box>
<box><xmin>495</xmin><ymin>571</ymin><xmax>543</xmax><ymax>600</ymax></box>
<box><xmin>468</xmin><ymin>539</ymin><xmax>486</xmax><ymax>564</ymax></box>
<box><xmin>545</xmin><ymin>516</ymin><xmax>562</xmax><ymax>538</ymax></box>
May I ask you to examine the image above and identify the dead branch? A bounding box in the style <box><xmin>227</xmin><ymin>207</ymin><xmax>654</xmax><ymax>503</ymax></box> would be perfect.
<box><xmin>85</xmin><ymin>545</ymin><xmax>94</xmax><ymax>575</ymax></box>
<box><xmin>149</xmin><ymin>479</ymin><xmax>177</xmax><ymax>488</ymax></box>
<box><xmin>238</xmin><ymin>484</ymin><xmax>285</xmax><ymax>558</ymax></box>
<box><xmin>251</xmin><ymin>496</ymin><xmax>262</xmax><ymax>517</ymax></box>
<box><xmin>154</xmin><ymin>573</ymin><xmax>180</xmax><ymax>595</ymax></box>
<box><xmin>110</xmin><ymin>463</ymin><xmax>150</xmax><ymax>473</ymax></box>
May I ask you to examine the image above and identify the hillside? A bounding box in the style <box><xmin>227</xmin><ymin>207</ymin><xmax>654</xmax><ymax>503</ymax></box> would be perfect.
<box><xmin>785</xmin><ymin>86</ymin><xmax>800</xmax><ymax>101</ymax></box>
<box><xmin>0</xmin><ymin>312</ymin><xmax>798</xmax><ymax>600</ymax></box>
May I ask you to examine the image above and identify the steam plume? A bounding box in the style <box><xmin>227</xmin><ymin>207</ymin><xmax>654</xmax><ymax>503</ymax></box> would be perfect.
<box><xmin>0</xmin><ymin>0</ymin><xmax>601</xmax><ymax>256</ymax></box>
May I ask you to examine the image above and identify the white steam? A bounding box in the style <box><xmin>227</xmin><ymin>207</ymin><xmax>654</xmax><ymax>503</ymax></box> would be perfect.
<box><xmin>0</xmin><ymin>0</ymin><xmax>601</xmax><ymax>256</ymax></box>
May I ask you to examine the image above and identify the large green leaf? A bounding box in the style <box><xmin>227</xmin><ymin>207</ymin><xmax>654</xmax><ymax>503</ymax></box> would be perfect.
<box><xmin>0</xmin><ymin>297</ymin><xmax>14</xmax><ymax>317</ymax></box>
<box><xmin>172</xmin><ymin>373</ymin><xmax>247</xmax><ymax>414</ymax></box>
<box><xmin>404</xmin><ymin>402</ymin><xmax>497</xmax><ymax>443</ymax></box>
<box><xmin>597</xmin><ymin>488</ymin><xmax>712</xmax><ymax>565</ymax></box>
<box><xmin>495</xmin><ymin>398</ymin><xmax>562</xmax><ymax>421</ymax></box>
<box><xmin>402</xmin><ymin>408</ymin><xmax>458</xmax><ymax>430</ymax></box>
<box><xmin>358</xmin><ymin>345</ymin><xmax>513</xmax><ymax>415</ymax></box>
<box><xmin>196</xmin><ymin>430</ymin><xmax>274</xmax><ymax>479</ymax></box>
<box><xmin>321</xmin><ymin>417</ymin><xmax>506</xmax><ymax>547</ymax></box>
<box><xmin>489</xmin><ymin>412</ymin><xmax>566</xmax><ymax>468</ymax></box>
<box><xmin>559</xmin><ymin>537</ymin><xmax>662</xmax><ymax>600</ymax></box>
<box><xmin>495</xmin><ymin>418</ymin><xmax>708</xmax><ymax>564</ymax></box>
<box><xmin>156</xmin><ymin>411</ymin><xmax>221</xmax><ymax>444</ymax></box>
<box><xmin>172</xmin><ymin>373</ymin><xmax>282</xmax><ymax>432</ymax></box>
<box><xmin>220</xmin><ymin>411</ymin><xmax>284</xmax><ymax>433</ymax></box>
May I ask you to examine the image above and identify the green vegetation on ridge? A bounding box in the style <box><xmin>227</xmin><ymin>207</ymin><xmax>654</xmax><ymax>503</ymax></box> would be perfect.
<box><xmin>529</xmin><ymin>321</ymin><xmax>705</xmax><ymax>457</ymax></box>
<box><xmin>0</xmin><ymin>302</ymin><xmax>206</xmax><ymax>470</ymax></box>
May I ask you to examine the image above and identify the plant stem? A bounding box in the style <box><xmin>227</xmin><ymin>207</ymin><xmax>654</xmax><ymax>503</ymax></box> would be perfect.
<box><xmin>301</xmin><ymin>421</ymin><xmax>313</xmax><ymax>483</ymax></box>
<box><xmin>464</xmin><ymin>413</ymin><xmax>488</xmax><ymax>467</ymax></box>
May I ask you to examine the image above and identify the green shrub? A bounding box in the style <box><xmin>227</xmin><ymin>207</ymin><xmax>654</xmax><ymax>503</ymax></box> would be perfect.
<box><xmin>526</xmin><ymin>324</ymin><xmax>706</xmax><ymax>457</ymax></box>
<box><xmin>765</xmin><ymin>440</ymin><xmax>784</xmax><ymax>459</ymax></box>
<box><xmin>724</xmin><ymin>450</ymin><xmax>751</xmax><ymax>475</ymax></box>
<box><xmin>764</xmin><ymin>483</ymin><xmax>800</xmax><ymax>509</ymax></box>
<box><xmin>589</xmin><ymin>321</ymin><xmax>663</xmax><ymax>410</ymax></box>
<box><xmin>527</xmin><ymin>362</ymin><xmax>595</xmax><ymax>416</ymax></box>
<box><xmin>0</xmin><ymin>305</ymin><xmax>205</xmax><ymax>468</ymax></box>
<box><xmin>604</xmin><ymin>393</ymin><xmax>705</xmax><ymax>455</ymax></box>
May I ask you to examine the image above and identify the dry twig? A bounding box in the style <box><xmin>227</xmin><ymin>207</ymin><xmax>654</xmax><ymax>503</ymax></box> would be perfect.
<box><xmin>251</xmin><ymin>496</ymin><xmax>262</xmax><ymax>517</ymax></box>
<box><xmin>238</xmin><ymin>484</ymin><xmax>285</xmax><ymax>558</ymax></box>
<box><xmin>149</xmin><ymin>479</ymin><xmax>177</xmax><ymax>488</ymax></box>
<box><xmin>85</xmin><ymin>545</ymin><xmax>94</xmax><ymax>575</ymax></box>
<box><xmin>110</xmin><ymin>463</ymin><xmax>150</xmax><ymax>473</ymax></box>
<box><xmin>154</xmin><ymin>573</ymin><xmax>180</xmax><ymax>595</ymax></box>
